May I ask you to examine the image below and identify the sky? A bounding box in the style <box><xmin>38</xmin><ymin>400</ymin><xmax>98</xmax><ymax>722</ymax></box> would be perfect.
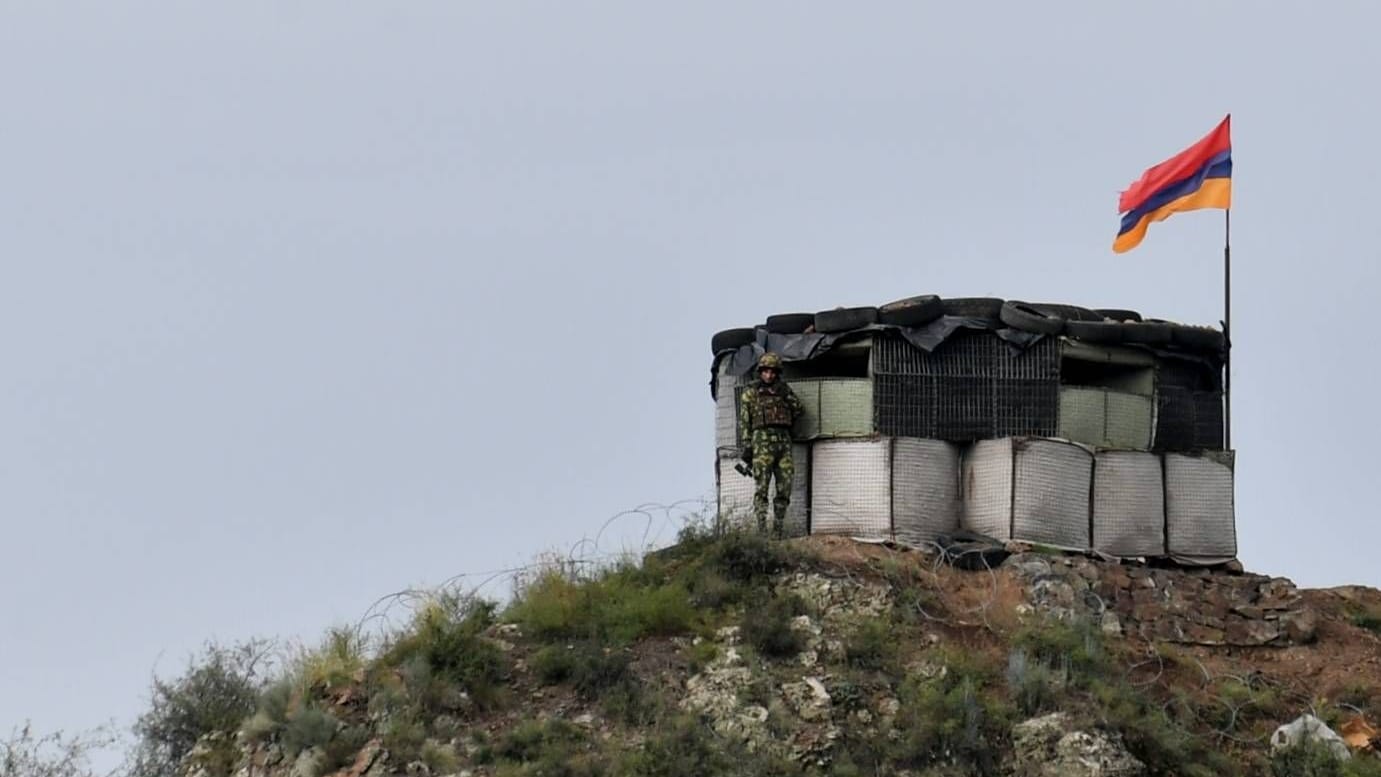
<box><xmin>3</xmin><ymin>0</ymin><xmax>1379</xmax><ymax>766</ymax></box>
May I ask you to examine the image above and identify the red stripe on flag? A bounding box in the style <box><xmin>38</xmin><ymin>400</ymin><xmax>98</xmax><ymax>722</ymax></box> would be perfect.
<box><xmin>1118</xmin><ymin>115</ymin><xmax>1231</xmax><ymax>214</ymax></box>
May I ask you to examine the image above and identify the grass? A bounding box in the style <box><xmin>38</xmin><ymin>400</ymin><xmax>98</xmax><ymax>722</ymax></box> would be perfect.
<box><xmin>377</xmin><ymin>594</ymin><xmax>509</xmax><ymax>711</ymax></box>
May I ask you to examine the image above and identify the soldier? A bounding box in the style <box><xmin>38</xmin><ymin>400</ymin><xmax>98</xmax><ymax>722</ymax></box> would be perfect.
<box><xmin>738</xmin><ymin>352</ymin><xmax>804</xmax><ymax>536</ymax></box>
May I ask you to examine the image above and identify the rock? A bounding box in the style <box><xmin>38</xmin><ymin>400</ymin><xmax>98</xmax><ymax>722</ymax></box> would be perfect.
<box><xmin>1009</xmin><ymin>556</ymin><xmax>1054</xmax><ymax>580</ymax></box>
<box><xmin>716</xmin><ymin>626</ymin><xmax>742</xmax><ymax>645</ymax></box>
<box><xmin>782</xmin><ymin>677</ymin><xmax>832</xmax><ymax>722</ymax></box>
<box><xmin>1225</xmin><ymin>616</ymin><xmax>1278</xmax><ymax>646</ymax></box>
<box><xmin>1280</xmin><ymin>608</ymin><xmax>1319</xmax><ymax>644</ymax></box>
<box><xmin>573</xmin><ymin>713</ymin><xmax>595</xmax><ymax>727</ymax></box>
<box><xmin>682</xmin><ymin>662</ymin><xmax>760</xmax><ymax>741</ymax></box>
<box><xmin>878</xmin><ymin>697</ymin><xmax>901</xmax><ymax>717</ymax></box>
<box><xmin>1272</xmin><ymin>714</ymin><xmax>1352</xmax><ymax>761</ymax></box>
<box><xmin>291</xmin><ymin>748</ymin><xmax>325</xmax><ymax>777</ymax></box>
<box><xmin>493</xmin><ymin>623</ymin><xmax>522</xmax><ymax>639</ymax></box>
<box><xmin>740</xmin><ymin>705</ymin><xmax>769</xmax><ymax>724</ymax></box>
<box><xmin>906</xmin><ymin>658</ymin><xmax>947</xmax><ymax>681</ymax></box>
<box><xmin>1100</xmin><ymin>611</ymin><xmax>1123</xmax><ymax>636</ymax></box>
<box><xmin>1012</xmin><ymin>713</ymin><xmax>1146</xmax><ymax>776</ymax></box>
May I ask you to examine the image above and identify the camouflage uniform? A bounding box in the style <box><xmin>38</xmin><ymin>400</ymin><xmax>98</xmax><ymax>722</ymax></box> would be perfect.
<box><xmin>738</xmin><ymin>353</ymin><xmax>804</xmax><ymax>536</ymax></box>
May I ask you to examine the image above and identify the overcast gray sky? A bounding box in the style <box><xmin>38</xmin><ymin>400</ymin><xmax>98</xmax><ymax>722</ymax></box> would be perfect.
<box><xmin>4</xmin><ymin>0</ymin><xmax>1378</xmax><ymax>763</ymax></box>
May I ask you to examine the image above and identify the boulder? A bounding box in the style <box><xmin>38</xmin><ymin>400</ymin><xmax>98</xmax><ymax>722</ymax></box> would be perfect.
<box><xmin>1011</xmin><ymin>712</ymin><xmax>1146</xmax><ymax>777</ymax></box>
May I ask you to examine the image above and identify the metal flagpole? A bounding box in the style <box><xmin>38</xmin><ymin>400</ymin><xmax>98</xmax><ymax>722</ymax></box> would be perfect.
<box><xmin>1223</xmin><ymin>209</ymin><xmax>1231</xmax><ymax>450</ymax></box>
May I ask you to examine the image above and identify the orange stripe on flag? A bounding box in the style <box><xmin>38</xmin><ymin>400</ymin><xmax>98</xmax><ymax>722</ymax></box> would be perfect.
<box><xmin>1112</xmin><ymin>178</ymin><xmax>1232</xmax><ymax>254</ymax></box>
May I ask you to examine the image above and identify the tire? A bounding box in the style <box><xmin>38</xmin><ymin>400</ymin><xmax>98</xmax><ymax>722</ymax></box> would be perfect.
<box><xmin>763</xmin><ymin>313</ymin><xmax>816</xmax><ymax>334</ymax></box>
<box><xmin>710</xmin><ymin>327</ymin><xmax>756</xmax><ymax>354</ymax></box>
<box><xmin>1171</xmin><ymin>324</ymin><xmax>1226</xmax><ymax>352</ymax></box>
<box><xmin>999</xmin><ymin>301</ymin><xmax>1065</xmax><ymax>335</ymax></box>
<box><xmin>1119</xmin><ymin>321</ymin><xmax>1173</xmax><ymax>345</ymax></box>
<box><xmin>1096</xmin><ymin>308</ymin><xmax>1142</xmax><ymax>322</ymax></box>
<box><xmin>1032</xmin><ymin>303</ymin><xmax>1102</xmax><ymax>322</ymax></box>
<box><xmin>877</xmin><ymin>294</ymin><xmax>943</xmax><ymax>327</ymax></box>
<box><xmin>1065</xmin><ymin>319</ymin><xmax>1124</xmax><ymax>344</ymax></box>
<box><xmin>941</xmin><ymin>297</ymin><xmax>1005</xmax><ymax>320</ymax></box>
<box><xmin>814</xmin><ymin>306</ymin><xmax>878</xmax><ymax>333</ymax></box>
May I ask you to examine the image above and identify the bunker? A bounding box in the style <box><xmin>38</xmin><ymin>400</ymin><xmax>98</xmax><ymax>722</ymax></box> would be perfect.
<box><xmin>710</xmin><ymin>296</ymin><xmax>1234</xmax><ymax>565</ymax></box>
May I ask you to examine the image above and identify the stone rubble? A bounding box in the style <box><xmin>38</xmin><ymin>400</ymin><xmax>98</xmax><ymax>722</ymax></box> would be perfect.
<box><xmin>1011</xmin><ymin>712</ymin><xmax>1147</xmax><ymax>777</ymax></box>
<box><xmin>1006</xmin><ymin>553</ymin><xmax>1317</xmax><ymax>646</ymax></box>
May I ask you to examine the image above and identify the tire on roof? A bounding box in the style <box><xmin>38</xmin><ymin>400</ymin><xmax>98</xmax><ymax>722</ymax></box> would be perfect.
<box><xmin>764</xmin><ymin>313</ymin><xmax>816</xmax><ymax>334</ymax></box>
<box><xmin>711</xmin><ymin>327</ymin><xmax>757</xmax><ymax>354</ymax></box>
<box><xmin>1119</xmin><ymin>320</ymin><xmax>1173</xmax><ymax>346</ymax></box>
<box><xmin>1171</xmin><ymin>324</ymin><xmax>1227</xmax><ymax>353</ymax></box>
<box><xmin>1031</xmin><ymin>303</ymin><xmax>1102</xmax><ymax>322</ymax></box>
<box><xmin>814</xmin><ymin>306</ymin><xmax>879</xmax><ymax>333</ymax></box>
<box><xmin>1095</xmin><ymin>308</ymin><xmax>1143</xmax><ymax>322</ymax></box>
<box><xmin>941</xmin><ymin>297</ymin><xmax>1005</xmax><ymax>320</ymax></box>
<box><xmin>999</xmin><ymin>301</ymin><xmax>1065</xmax><ymax>335</ymax></box>
<box><xmin>1065</xmin><ymin>319</ymin><xmax>1124</xmax><ymax>344</ymax></box>
<box><xmin>877</xmin><ymin>294</ymin><xmax>943</xmax><ymax>327</ymax></box>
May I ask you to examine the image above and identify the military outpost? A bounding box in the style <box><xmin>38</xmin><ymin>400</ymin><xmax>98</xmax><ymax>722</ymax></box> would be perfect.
<box><xmin>710</xmin><ymin>295</ymin><xmax>1235</xmax><ymax>565</ymax></box>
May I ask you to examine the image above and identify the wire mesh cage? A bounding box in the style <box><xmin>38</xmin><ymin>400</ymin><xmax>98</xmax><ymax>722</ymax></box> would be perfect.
<box><xmin>874</xmin><ymin>331</ymin><xmax>1061</xmax><ymax>442</ymax></box>
<box><xmin>810</xmin><ymin>438</ymin><xmax>892</xmax><ymax>539</ymax></box>
<box><xmin>1091</xmin><ymin>450</ymin><xmax>1165</xmax><ymax>557</ymax></box>
<box><xmin>1154</xmin><ymin>387</ymin><xmax>1224</xmax><ymax>451</ymax></box>
<box><xmin>961</xmin><ymin>437</ymin><xmax>1093</xmax><ymax>550</ymax></box>
<box><xmin>891</xmin><ymin>438</ymin><xmax>961</xmax><ymax>547</ymax></box>
<box><xmin>1164</xmin><ymin>450</ymin><xmax>1236</xmax><ymax>563</ymax></box>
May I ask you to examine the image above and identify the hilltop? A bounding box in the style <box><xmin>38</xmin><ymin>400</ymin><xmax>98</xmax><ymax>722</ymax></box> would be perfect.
<box><xmin>115</xmin><ymin>528</ymin><xmax>1381</xmax><ymax>777</ymax></box>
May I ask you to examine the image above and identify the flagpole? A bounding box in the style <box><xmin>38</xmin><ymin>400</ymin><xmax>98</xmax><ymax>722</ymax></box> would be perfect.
<box><xmin>1223</xmin><ymin>208</ymin><xmax>1231</xmax><ymax>450</ymax></box>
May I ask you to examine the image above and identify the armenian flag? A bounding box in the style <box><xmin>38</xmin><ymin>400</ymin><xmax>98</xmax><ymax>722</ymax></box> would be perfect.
<box><xmin>1113</xmin><ymin>115</ymin><xmax>1232</xmax><ymax>253</ymax></box>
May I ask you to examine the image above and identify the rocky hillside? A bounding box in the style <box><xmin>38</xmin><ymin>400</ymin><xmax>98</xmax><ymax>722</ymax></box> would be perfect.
<box><xmin>158</xmin><ymin>528</ymin><xmax>1381</xmax><ymax>777</ymax></box>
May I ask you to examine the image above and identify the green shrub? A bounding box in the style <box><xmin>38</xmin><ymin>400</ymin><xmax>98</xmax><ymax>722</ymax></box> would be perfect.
<box><xmin>684</xmin><ymin>569</ymin><xmax>747</xmax><ymax>610</ymax></box>
<box><xmin>129</xmin><ymin>639</ymin><xmax>272</xmax><ymax>777</ymax></box>
<box><xmin>531</xmin><ymin>642</ymin><xmax>632</xmax><ymax>700</ymax></box>
<box><xmin>294</xmin><ymin>627</ymin><xmax>367</xmax><ymax>694</ymax></box>
<box><xmin>1005</xmin><ymin>648</ymin><xmax>1067</xmax><ymax>716</ymax></box>
<box><xmin>843</xmin><ymin>619</ymin><xmax>893</xmax><ymax>671</ymax></box>
<box><xmin>488</xmin><ymin>718</ymin><xmax>607</xmax><ymax>776</ymax></box>
<box><xmin>891</xmin><ymin>651</ymin><xmax>1012</xmax><ymax>774</ymax></box>
<box><xmin>614</xmin><ymin>715</ymin><xmax>794</xmax><ymax>777</ymax></box>
<box><xmin>279</xmin><ymin>706</ymin><xmax>338</xmax><ymax>757</ymax></box>
<box><xmin>1351</xmin><ymin>611</ymin><xmax>1381</xmax><ymax>634</ymax></box>
<box><xmin>380</xmin><ymin>716</ymin><xmax>427</xmax><ymax>765</ymax></box>
<box><xmin>684</xmin><ymin>640</ymin><xmax>719</xmax><ymax>672</ymax></box>
<box><xmin>1011</xmin><ymin>618</ymin><xmax>1107</xmax><ymax>683</ymax></box>
<box><xmin>380</xmin><ymin>594</ymin><xmax>508</xmax><ymax>710</ymax></box>
<box><xmin>509</xmin><ymin>570</ymin><xmax>696</xmax><ymax>645</ymax></box>
<box><xmin>1089</xmin><ymin>677</ymin><xmax>1236</xmax><ymax>777</ymax></box>
<box><xmin>703</xmin><ymin>530</ymin><xmax>790</xmax><ymax>584</ymax></box>
<box><xmin>740</xmin><ymin>593</ymin><xmax>806</xmax><ymax>659</ymax></box>
<box><xmin>419</xmin><ymin>740</ymin><xmax>460</xmax><ymax>775</ymax></box>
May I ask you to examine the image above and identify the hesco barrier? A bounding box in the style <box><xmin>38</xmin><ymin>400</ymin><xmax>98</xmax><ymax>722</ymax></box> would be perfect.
<box><xmin>961</xmin><ymin>437</ymin><xmax>1094</xmax><ymax>550</ymax></box>
<box><xmin>809</xmin><ymin>438</ymin><xmax>892</xmax><ymax>538</ymax></box>
<box><xmin>1165</xmin><ymin>450</ymin><xmax>1237</xmax><ymax>564</ymax></box>
<box><xmin>1091</xmin><ymin>450</ymin><xmax>1165</xmax><ymax>557</ymax></box>
<box><xmin>713</xmin><ymin>434</ymin><xmax>1237</xmax><ymax>561</ymax></box>
<box><xmin>891</xmin><ymin>438</ymin><xmax>962</xmax><ymax>547</ymax></box>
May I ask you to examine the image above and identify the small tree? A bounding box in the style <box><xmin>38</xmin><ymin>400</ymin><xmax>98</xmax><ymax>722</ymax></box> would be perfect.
<box><xmin>2</xmin><ymin>723</ymin><xmax>117</xmax><ymax>777</ymax></box>
<box><xmin>128</xmin><ymin>640</ymin><xmax>273</xmax><ymax>777</ymax></box>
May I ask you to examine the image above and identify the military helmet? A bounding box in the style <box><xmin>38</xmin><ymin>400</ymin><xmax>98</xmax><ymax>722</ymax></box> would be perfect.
<box><xmin>757</xmin><ymin>353</ymin><xmax>784</xmax><ymax>371</ymax></box>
